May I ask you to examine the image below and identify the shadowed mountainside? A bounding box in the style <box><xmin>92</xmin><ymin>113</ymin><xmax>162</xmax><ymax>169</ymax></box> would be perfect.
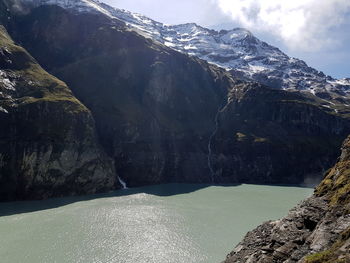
<box><xmin>0</xmin><ymin>25</ymin><xmax>116</xmax><ymax>200</ymax></box>
<box><xmin>0</xmin><ymin>1</ymin><xmax>349</xmax><ymax>200</ymax></box>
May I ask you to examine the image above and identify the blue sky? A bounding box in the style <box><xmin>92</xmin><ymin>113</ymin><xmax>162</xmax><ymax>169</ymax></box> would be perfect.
<box><xmin>105</xmin><ymin>0</ymin><xmax>350</xmax><ymax>79</ymax></box>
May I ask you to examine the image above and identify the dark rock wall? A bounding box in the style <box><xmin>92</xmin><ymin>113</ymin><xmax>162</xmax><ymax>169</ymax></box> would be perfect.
<box><xmin>211</xmin><ymin>85</ymin><xmax>350</xmax><ymax>184</ymax></box>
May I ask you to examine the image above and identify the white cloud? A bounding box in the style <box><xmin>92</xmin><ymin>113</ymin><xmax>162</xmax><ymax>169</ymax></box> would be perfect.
<box><xmin>216</xmin><ymin>0</ymin><xmax>350</xmax><ymax>51</ymax></box>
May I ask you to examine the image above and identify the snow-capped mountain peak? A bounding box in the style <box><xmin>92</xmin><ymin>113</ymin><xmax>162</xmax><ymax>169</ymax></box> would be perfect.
<box><xmin>16</xmin><ymin>0</ymin><xmax>350</xmax><ymax>98</ymax></box>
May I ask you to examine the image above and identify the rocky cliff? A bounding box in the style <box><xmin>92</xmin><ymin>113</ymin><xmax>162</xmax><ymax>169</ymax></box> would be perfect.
<box><xmin>223</xmin><ymin>136</ymin><xmax>350</xmax><ymax>263</ymax></box>
<box><xmin>211</xmin><ymin>85</ymin><xmax>350</xmax><ymax>184</ymax></box>
<box><xmin>0</xmin><ymin>25</ymin><xmax>116</xmax><ymax>200</ymax></box>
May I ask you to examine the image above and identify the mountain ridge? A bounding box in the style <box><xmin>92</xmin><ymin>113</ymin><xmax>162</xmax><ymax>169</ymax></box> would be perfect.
<box><xmin>10</xmin><ymin>0</ymin><xmax>350</xmax><ymax>100</ymax></box>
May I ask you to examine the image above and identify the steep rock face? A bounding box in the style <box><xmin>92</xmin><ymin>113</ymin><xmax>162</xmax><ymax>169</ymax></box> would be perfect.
<box><xmin>210</xmin><ymin>85</ymin><xmax>350</xmax><ymax>184</ymax></box>
<box><xmin>5</xmin><ymin>4</ymin><xmax>350</xmax><ymax>187</ymax></box>
<box><xmin>223</xmin><ymin>136</ymin><xmax>350</xmax><ymax>263</ymax></box>
<box><xmin>0</xmin><ymin>25</ymin><xmax>115</xmax><ymax>201</ymax></box>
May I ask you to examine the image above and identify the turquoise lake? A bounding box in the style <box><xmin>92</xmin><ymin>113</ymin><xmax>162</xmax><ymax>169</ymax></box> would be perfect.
<box><xmin>0</xmin><ymin>184</ymin><xmax>313</xmax><ymax>263</ymax></box>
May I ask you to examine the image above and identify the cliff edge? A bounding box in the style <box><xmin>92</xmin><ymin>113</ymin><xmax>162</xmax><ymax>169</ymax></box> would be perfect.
<box><xmin>224</xmin><ymin>136</ymin><xmax>350</xmax><ymax>263</ymax></box>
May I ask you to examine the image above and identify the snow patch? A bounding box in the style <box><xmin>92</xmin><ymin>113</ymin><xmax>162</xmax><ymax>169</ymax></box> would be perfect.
<box><xmin>0</xmin><ymin>106</ymin><xmax>8</xmax><ymax>114</ymax></box>
<box><xmin>0</xmin><ymin>70</ymin><xmax>15</xmax><ymax>91</ymax></box>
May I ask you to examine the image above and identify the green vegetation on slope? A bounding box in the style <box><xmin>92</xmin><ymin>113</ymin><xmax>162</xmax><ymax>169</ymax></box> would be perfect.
<box><xmin>0</xmin><ymin>25</ymin><xmax>87</xmax><ymax>112</ymax></box>
<box><xmin>305</xmin><ymin>228</ymin><xmax>350</xmax><ymax>263</ymax></box>
<box><xmin>304</xmin><ymin>136</ymin><xmax>350</xmax><ymax>263</ymax></box>
<box><xmin>316</xmin><ymin>137</ymin><xmax>350</xmax><ymax>207</ymax></box>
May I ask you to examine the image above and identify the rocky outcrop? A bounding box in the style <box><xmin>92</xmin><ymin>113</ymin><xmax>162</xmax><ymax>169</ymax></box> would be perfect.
<box><xmin>4</xmin><ymin>3</ymin><xmax>350</xmax><ymax>188</ymax></box>
<box><xmin>0</xmin><ymin>25</ymin><xmax>116</xmax><ymax>201</ymax></box>
<box><xmin>223</xmin><ymin>136</ymin><xmax>350</xmax><ymax>263</ymax></box>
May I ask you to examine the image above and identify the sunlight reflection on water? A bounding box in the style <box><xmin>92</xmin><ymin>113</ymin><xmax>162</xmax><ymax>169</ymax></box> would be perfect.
<box><xmin>0</xmin><ymin>184</ymin><xmax>313</xmax><ymax>263</ymax></box>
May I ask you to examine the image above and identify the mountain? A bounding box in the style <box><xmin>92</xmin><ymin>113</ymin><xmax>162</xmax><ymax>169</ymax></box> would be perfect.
<box><xmin>224</xmin><ymin>135</ymin><xmax>350</xmax><ymax>263</ymax></box>
<box><xmin>0</xmin><ymin>0</ymin><xmax>349</xmax><ymax>200</ymax></box>
<box><xmin>4</xmin><ymin>3</ymin><xmax>234</xmax><ymax>187</ymax></box>
<box><xmin>13</xmin><ymin>0</ymin><xmax>350</xmax><ymax>101</ymax></box>
<box><xmin>0</xmin><ymin>25</ymin><xmax>115</xmax><ymax>200</ymax></box>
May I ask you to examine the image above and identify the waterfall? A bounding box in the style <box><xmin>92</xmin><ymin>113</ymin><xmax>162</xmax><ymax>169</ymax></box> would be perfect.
<box><xmin>207</xmin><ymin>110</ymin><xmax>221</xmax><ymax>183</ymax></box>
<box><xmin>117</xmin><ymin>176</ymin><xmax>128</xmax><ymax>189</ymax></box>
<box><xmin>208</xmin><ymin>100</ymin><xmax>230</xmax><ymax>183</ymax></box>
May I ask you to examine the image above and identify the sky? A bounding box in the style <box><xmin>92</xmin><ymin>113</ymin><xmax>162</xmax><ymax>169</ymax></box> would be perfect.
<box><xmin>104</xmin><ymin>0</ymin><xmax>350</xmax><ymax>79</ymax></box>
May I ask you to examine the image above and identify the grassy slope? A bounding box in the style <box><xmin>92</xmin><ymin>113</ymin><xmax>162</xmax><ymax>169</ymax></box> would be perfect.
<box><xmin>0</xmin><ymin>25</ymin><xmax>87</xmax><ymax>111</ymax></box>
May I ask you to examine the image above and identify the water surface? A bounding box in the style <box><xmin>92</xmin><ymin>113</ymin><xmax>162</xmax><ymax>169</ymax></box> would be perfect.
<box><xmin>0</xmin><ymin>184</ymin><xmax>313</xmax><ymax>263</ymax></box>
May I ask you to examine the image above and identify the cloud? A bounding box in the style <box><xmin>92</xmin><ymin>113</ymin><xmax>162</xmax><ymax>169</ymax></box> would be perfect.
<box><xmin>215</xmin><ymin>0</ymin><xmax>350</xmax><ymax>51</ymax></box>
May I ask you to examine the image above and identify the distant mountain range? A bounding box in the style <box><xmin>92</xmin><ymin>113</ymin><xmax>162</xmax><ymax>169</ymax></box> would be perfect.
<box><xmin>18</xmin><ymin>0</ymin><xmax>350</xmax><ymax>101</ymax></box>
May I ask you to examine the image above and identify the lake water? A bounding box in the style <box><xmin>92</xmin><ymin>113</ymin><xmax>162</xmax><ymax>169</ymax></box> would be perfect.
<box><xmin>0</xmin><ymin>184</ymin><xmax>313</xmax><ymax>263</ymax></box>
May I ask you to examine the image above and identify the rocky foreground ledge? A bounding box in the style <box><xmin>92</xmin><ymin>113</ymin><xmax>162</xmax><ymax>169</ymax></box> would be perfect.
<box><xmin>223</xmin><ymin>136</ymin><xmax>350</xmax><ymax>263</ymax></box>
